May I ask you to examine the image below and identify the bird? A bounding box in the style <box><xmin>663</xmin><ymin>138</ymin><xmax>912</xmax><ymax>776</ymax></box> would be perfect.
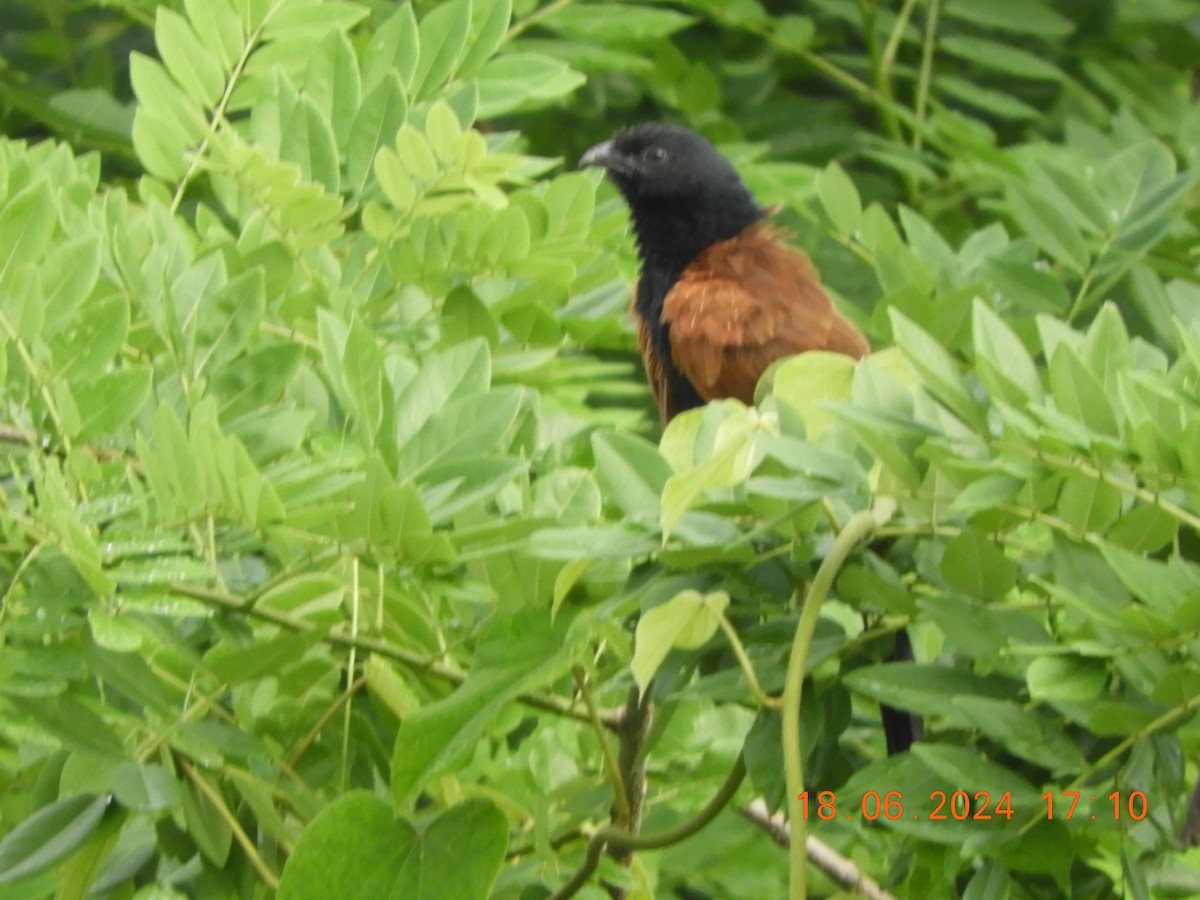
<box><xmin>579</xmin><ymin>122</ymin><xmax>869</xmax><ymax>422</ymax></box>
<box><xmin>581</xmin><ymin>122</ymin><xmax>920</xmax><ymax>755</ymax></box>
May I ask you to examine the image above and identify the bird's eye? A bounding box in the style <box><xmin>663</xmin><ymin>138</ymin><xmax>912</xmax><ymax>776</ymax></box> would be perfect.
<box><xmin>644</xmin><ymin>146</ymin><xmax>668</xmax><ymax>164</ymax></box>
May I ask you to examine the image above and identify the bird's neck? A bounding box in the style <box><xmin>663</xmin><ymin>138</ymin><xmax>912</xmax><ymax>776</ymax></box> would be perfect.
<box><xmin>630</xmin><ymin>197</ymin><xmax>765</xmax><ymax>286</ymax></box>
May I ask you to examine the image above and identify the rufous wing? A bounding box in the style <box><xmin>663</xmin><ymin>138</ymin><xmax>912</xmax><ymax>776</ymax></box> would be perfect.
<box><xmin>662</xmin><ymin>224</ymin><xmax>867</xmax><ymax>405</ymax></box>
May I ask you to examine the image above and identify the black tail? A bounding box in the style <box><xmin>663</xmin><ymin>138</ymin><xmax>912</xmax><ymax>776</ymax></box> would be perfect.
<box><xmin>880</xmin><ymin>630</ymin><xmax>922</xmax><ymax>755</ymax></box>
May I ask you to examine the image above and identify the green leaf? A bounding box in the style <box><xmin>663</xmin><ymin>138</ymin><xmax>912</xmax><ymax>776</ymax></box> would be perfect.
<box><xmin>940</xmin><ymin>528</ymin><xmax>1018</xmax><ymax>602</ymax></box>
<box><xmin>40</xmin><ymin>235</ymin><xmax>102</xmax><ymax>336</ymax></box>
<box><xmin>69</xmin><ymin>366</ymin><xmax>152</xmax><ymax>441</ymax></box>
<box><xmin>767</xmin><ymin>350</ymin><xmax>858</xmax><ymax>438</ymax></box>
<box><xmin>1048</xmin><ymin>345</ymin><xmax>1120</xmax><ymax>437</ymax></box>
<box><xmin>411</xmin><ymin>0</ymin><xmax>471</xmax><ymax>100</ymax></box>
<box><xmin>1005</xmin><ymin>183</ymin><xmax>1089</xmax><ymax>273</ymax></box>
<box><xmin>844</xmin><ymin>663</ymin><xmax>1018</xmax><ymax>716</ymax></box>
<box><xmin>474</xmin><ymin>54</ymin><xmax>585</xmax><ymax>118</ymax></box>
<box><xmin>347</xmin><ymin>73</ymin><xmax>409</xmax><ymax>197</ymax></box>
<box><xmin>391</xmin><ymin>612</ymin><xmax>570</xmax><ymax>808</ymax></box>
<box><xmin>632</xmin><ymin>590</ymin><xmax>729</xmax><ymax>695</ymax></box>
<box><xmin>939</xmin><ymin>36</ymin><xmax>1063</xmax><ymax>81</ymax></box>
<box><xmin>539</xmin><ymin>3</ymin><xmax>694</xmax><ymax>40</ymax></box>
<box><xmin>972</xmin><ymin>298</ymin><xmax>1042</xmax><ymax>404</ymax></box>
<box><xmin>1026</xmin><ymin>656</ymin><xmax>1107</xmax><ymax>703</ymax></box>
<box><xmin>890</xmin><ymin>309</ymin><xmax>985</xmax><ymax>431</ymax></box>
<box><xmin>277</xmin><ymin>794</ymin><xmax>507</xmax><ymax>900</ymax></box>
<box><xmin>0</xmin><ymin>794</ymin><xmax>110</xmax><ymax>885</ymax></box>
<box><xmin>816</xmin><ymin>162</ymin><xmax>861</xmax><ymax>236</ymax></box>
<box><xmin>110</xmin><ymin>764</ymin><xmax>182</xmax><ymax>814</ymax></box>
<box><xmin>942</xmin><ymin>0</ymin><xmax>1074</xmax><ymax>37</ymax></box>
<box><xmin>155</xmin><ymin>8</ymin><xmax>227</xmax><ymax>106</ymax></box>
<box><xmin>459</xmin><ymin>0</ymin><xmax>512</xmax><ymax>77</ymax></box>
<box><xmin>528</xmin><ymin>525</ymin><xmax>658</xmax><ymax>561</ymax></box>
<box><xmin>1055</xmin><ymin>474</ymin><xmax>1121</xmax><ymax>534</ymax></box>
<box><xmin>280</xmin><ymin>94</ymin><xmax>341</xmax><ymax>192</ymax></box>
<box><xmin>183</xmin><ymin>0</ymin><xmax>243</xmax><ymax>74</ymax></box>
<box><xmin>0</xmin><ymin>180</ymin><xmax>56</xmax><ymax>290</ymax></box>
<box><xmin>362</xmin><ymin>6</ymin><xmax>420</xmax><ymax>93</ymax></box>
<box><xmin>591</xmin><ymin>430</ymin><xmax>671</xmax><ymax>520</ymax></box>
<box><xmin>948</xmin><ymin>697</ymin><xmax>1087</xmax><ymax>774</ymax></box>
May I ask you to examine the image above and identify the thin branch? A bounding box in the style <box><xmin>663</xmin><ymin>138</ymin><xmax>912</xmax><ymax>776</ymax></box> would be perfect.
<box><xmin>739</xmin><ymin>799</ymin><xmax>895</xmax><ymax>900</ymax></box>
<box><xmin>178</xmin><ymin>757</ymin><xmax>280</xmax><ymax>890</ymax></box>
<box><xmin>608</xmin><ymin>685</ymin><xmax>653</xmax><ymax>886</ymax></box>
<box><xmin>715</xmin><ymin>612</ymin><xmax>782</xmax><ymax>709</ymax></box>
<box><xmin>573</xmin><ymin>667</ymin><xmax>629</xmax><ymax>822</ymax></box>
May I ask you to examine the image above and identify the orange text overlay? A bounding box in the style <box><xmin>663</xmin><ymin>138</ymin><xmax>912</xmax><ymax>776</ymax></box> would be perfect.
<box><xmin>797</xmin><ymin>790</ymin><xmax>1148</xmax><ymax>822</ymax></box>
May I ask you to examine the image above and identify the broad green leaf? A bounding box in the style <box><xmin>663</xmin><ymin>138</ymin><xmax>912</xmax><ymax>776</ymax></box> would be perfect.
<box><xmin>260</xmin><ymin>1</ymin><xmax>368</xmax><ymax>41</ymax></box>
<box><xmin>1055</xmin><ymin>474</ymin><xmax>1121</xmax><ymax>534</ymax></box>
<box><xmin>939</xmin><ymin>36</ymin><xmax>1063</xmax><ymax>81</ymax></box>
<box><xmin>940</xmin><ymin>528</ymin><xmax>1017</xmax><ymax>602</ymax></box>
<box><xmin>661</xmin><ymin>406</ymin><xmax>763</xmax><ymax>538</ymax></box>
<box><xmin>40</xmin><ymin>234</ymin><xmax>102</xmax><ymax>335</ymax></box>
<box><xmin>632</xmin><ymin>590</ymin><xmax>730</xmax><ymax>695</ymax></box>
<box><xmin>88</xmin><ymin>608</ymin><xmax>144</xmax><ymax>652</ymax></box>
<box><xmin>948</xmin><ymin>697</ymin><xmax>1087</xmax><ymax>774</ymax></box>
<box><xmin>527</xmin><ymin>525</ymin><xmax>658</xmax><ymax>561</ymax></box>
<box><xmin>277</xmin><ymin>794</ymin><xmax>506</xmax><ymax>900</ymax></box>
<box><xmin>767</xmin><ymin>351</ymin><xmax>858</xmax><ymax>438</ymax></box>
<box><xmin>981</xmin><ymin>256</ymin><xmax>1071</xmax><ymax>314</ymax></box>
<box><xmin>280</xmin><ymin>94</ymin><xmax>340</xmax><ymax>192</ymax></box>
<box><xmin>110</xmin><ymin>764</ymin><xmax>182</xmax><ymax>814</ymax></box>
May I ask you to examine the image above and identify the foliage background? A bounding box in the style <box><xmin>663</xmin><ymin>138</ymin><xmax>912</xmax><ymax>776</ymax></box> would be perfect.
<box><xmin>2</xmin><ymin>0</ymin><xmax>1200</xmax><ymax>897</ymax></box>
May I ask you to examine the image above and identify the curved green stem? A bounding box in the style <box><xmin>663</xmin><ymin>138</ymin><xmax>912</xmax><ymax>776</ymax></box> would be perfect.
<box><xmin>784</xmin><ymin>502</ymin><xmax>893</xmax><ymax>900</ymax></box>
<box><xmin>549</xmin><ymin>754</ymin><xmax>748</xmax><ymax>900</ymax></box>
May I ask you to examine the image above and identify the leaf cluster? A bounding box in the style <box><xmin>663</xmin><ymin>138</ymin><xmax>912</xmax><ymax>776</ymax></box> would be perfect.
<box><xmin>1</xmin><ymin>2</ymin><xmax>1200</xmax><ymax>899</ymax></box>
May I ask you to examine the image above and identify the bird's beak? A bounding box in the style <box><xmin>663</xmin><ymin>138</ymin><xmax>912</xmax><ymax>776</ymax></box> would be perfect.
<box><xmin>580</xmin><ymin>140</ymin><xmax>627</xmax><ymax>174</ymax></box>
<box><xmin>580</xmin><ymin>139</ymin><xmax>619</xmax><ymax>170</ymax></box>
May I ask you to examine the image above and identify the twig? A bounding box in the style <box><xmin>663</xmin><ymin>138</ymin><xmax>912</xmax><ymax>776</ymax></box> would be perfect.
<box><xmin>739</xmin><ymin>799</ymin><xmax>895</xmax><ymax>900</ymax></box>
<box><xmin>608</xmin><ymin>685</ymin><xmax>653</xmax><ymax>887</ymax></box>
<box><xmin>178</xmin><ymin>756</ymin><xmax>280</xmax><ymax>890</ymax></box>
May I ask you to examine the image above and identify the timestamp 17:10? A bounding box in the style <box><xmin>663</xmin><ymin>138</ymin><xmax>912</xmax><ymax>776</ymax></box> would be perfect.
<box><xmin>1043</xmin><ymin>791</ymin><xmax>1148</xmax><ymax>821</ymax></box>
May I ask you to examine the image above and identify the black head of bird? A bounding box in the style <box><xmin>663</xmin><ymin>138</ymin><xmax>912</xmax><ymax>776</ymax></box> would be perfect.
<box><xmin>580</xmin><ymin>123</ymin><xmax>766</xmax><ymax>279</ymax></box>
